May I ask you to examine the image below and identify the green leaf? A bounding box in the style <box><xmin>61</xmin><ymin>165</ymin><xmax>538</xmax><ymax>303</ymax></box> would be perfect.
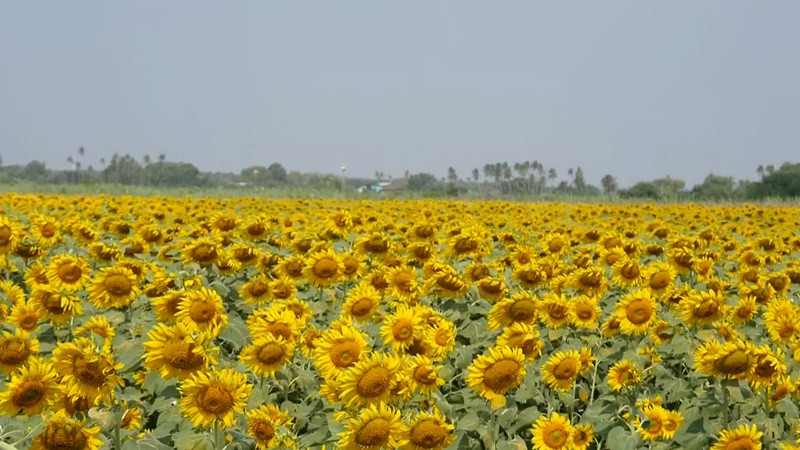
<box><xmin>606</xmin><ymin>426</ymin><xmax>639</xmax><ymax>450</ymax></box>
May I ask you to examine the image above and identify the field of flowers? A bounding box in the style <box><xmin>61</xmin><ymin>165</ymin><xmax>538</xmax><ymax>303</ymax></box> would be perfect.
<box><xmin>1</xmin><ymin>194</ymin><xmax>799</xmax><ymax>449</ymax></box>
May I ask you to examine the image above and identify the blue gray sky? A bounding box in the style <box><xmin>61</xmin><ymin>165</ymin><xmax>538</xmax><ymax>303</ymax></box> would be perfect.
<box><xmin>1</xmin><ymin>2</ymin><xmax>798</xmax><ymax>187</ymax></box>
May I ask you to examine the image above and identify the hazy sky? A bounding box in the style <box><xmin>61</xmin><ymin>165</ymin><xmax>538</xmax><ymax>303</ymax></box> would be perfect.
<box><xmin>2</xmin><ymin>2</ymin><xmax>799</xmax><ymax>187</ymax></box>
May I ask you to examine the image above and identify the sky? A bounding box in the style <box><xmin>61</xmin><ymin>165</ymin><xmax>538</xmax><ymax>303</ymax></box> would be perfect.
<box><xmin>1</xmin><ymin>2</ymin><xmax>799</xmax><ymax>188</ymax></box>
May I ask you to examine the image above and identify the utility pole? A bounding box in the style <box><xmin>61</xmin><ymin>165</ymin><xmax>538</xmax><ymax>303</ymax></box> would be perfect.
<box><xmin>340</xmin><ymin>165</ymin><xmax>346</xmax><ymax>192</ymax></box>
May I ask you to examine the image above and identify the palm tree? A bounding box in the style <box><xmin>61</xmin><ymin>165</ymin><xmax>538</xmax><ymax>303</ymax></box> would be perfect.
<box><xmin>547</xmin><ymin>168</ymin><xmax>557</xmax><ymax>187</ymax></box>
<box><xmin>158</xmin><ymin>153</ymin><xmax>166</xmax><ymax>163</ymax></box>
<box><xmin>756</xmin><ymin>165</ymin><xmax>764</xmax><ymax>179</ymax></box>
<box><xmin>601</xmin><ymin>174</ymin><xmax>618</xmax><ymax>198</ymax></box>
<box><xmin>471</xmin><ymin>168</ymin><xmax>479</xmax><ymax>182</ymax></box>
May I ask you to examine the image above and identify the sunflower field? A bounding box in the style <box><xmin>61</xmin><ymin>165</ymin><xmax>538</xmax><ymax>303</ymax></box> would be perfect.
<box><xmin>1</xmin><ymin>194</ymin><xmax>800</xmax><ymax>450</ymax></box>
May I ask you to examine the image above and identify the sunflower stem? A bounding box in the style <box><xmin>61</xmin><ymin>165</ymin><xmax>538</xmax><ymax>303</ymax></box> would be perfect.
<box><xmin>113</xmin><ymin>421</ymin><xmax>121</xmax><ymax>450</ymax></box>
<box><xmin>721</xmin><ymin>382</ymin><xmax>729</xmax><ymax>426</ymax></box>
<box><xmin>213</xmin><ymin>423</ymin><xmax>224</xmax><ymax>450</ymax></box>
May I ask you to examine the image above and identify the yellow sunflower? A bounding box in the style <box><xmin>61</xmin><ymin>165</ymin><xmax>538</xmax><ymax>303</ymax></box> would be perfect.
<box><xmin>530</xmin><ymin>412</ymin><xmax>573</xmax><ymax>450</ymax></box>
<box><xmin>569</xmin><ymin>266</ymin><xmax>609</xmax><ymax>297</ymax></box>
<box><xmin>32</xmin><ymin>285</ymin><xmax>82</xmax><ymax>325</ymax></box>
<box><xmin>246</xmin><ymin>404</ymin><xmax>294</xmax><ymax>449</ymax></box>
<box><xmin>151</xmin><ymin>290</ymin><xmax>184</xmax><ymax>322</ymax></box>
<box><xmin>248</xmin><ymin>308</ymin><xmax>301</xmax><ymax>344</ymax></box>
<box><xmin>87</xmin><ymin>265</ymin><xmax>139</xmax><ymax>309</ymax></box>
<box><xmin>694</xmin><ymin>339</ymin><xmax>755</xmax><ymax>380</ymax></box>
<box><xmin>765</xmin><ymin>299</ymin><xmax>800</xmax><ymax>345</ymax></box>
<box><xmin>381</xmin><ymin>305</ymin><xmax>423</xmax><ymax>352</ymax></box>
<box><xmin>539</xmin><ymin>293</ymin><xmax>572</xmax><ymax>329</ymax></box>
<box><xmin>386</xmin><ymin>265</ymin><xmax>421</xmax><ymax>302</ymax></box>
<box><xmin>0</xmin><ymin>279</ymin><xmax>25</xmax><ymax>305</ymax></box>
<box><xmin>400</xmin><ymin>408</ymin><xmax>455</xmax><ymax>450</ymax></box>
<box><xmin>423</xmin><ymin>268</ymin><xmax>469</xmax><ymax>299</ymax></box>
<box><xmin>120</xmin><ymin>401</ymin><xmax>143</xmax><ymax>430</ymax></box>
<box><xmin>424</xmin><ymin>320</ymin><xmax>456</xmax><ymax>361</ymax></box>
<box><xmin>143</xmin><ymin>323</ymin><xmax>218</xmax><ymax>380</ymax></box>
<box><xmin>466</xmin><ymin>346</ymin><xmax>526</xmax><ymax>409</ymax></box>
<box><xmin>681</xmin><ymin>289</ymin><xmax>727</xmax><ymax>327</ymax></box>
<box><xmin>571</xmin><ymin>423</ymin><xmax>594</xmax><ymax>450</ymax></box>
<box><xmin>542</xmin><ymin>350</ymin><xmax>582</xmax><ymax>392</ymax></box>
<box><xmin>8</xmin><ymin>300</ymin><xmax>41</xmax><ymax>333</ymax></box>
<box><xmin>477</xmin><ymin>276</ymin><xmax>508</xmax><ymax>302</ymax></box>
<box><xmin>339</xmin><ymin>352</ymin><xmax>402</xmax><ymax>408</ymax></box>
<box><xmin>240</xmin><ymin>274</ymin><xmax>273</xmax><ymax>305</ymax></box>
<box><xmin>74</xmin><ymin>316</ymin><xmax>115</xmax><ymax>349</ymax></box>
<box><xmin>45</xmin><ymin>254</ymin><xmax>90</xmax><ymax>292</ymax></box>
<box><xmin>312</xmin><ymin>323</ymin><xmax>369</xmax><ymax>381</ymax></box>
<box><xmin>710</xmin><ymin>424</ymin><xmax>762</xmax><ymax>450</ymax></box>
<box><xmin>661</xmin><ymin>409</ymin><xmax>683</xmax><ymax>439</ymax></box>
<box><xmin>241</xmin><ymin>334</ymin><xmax>295</xmax><ymax>378</ymax></box>
<box><xmin>30</xmin><ymin>409</ymin><xmax>103</xmax><ymax>450</ymax></box>
<box><xmin>0</xmin><ymin>328</ymin><xmax>40</xmax><ymax>374</ymax></box>
<box><xmin>571</xmin><ymin>295</ymin><xmax>601</xmax><ymax>329</ymax></box>
<box><xmin>0</xmin><ymin>357</ymin><xmax>59</xmax><ymax>416</ymax></box>
<box><xmin>612</xmin><ymin>257</ymin><xmax>644</xmax><ymax>288</ymax></box>
<box><xmin>488</xmin><ymin>292</ymin><xmax>540</xmax><ymax>330</ymax></box>
<box><xmin>337</xmin><ymin>402</ymin><xmax>404</xmax><ymax>450</ymax></box>
<box><xmin>179</xmin><ymin>368</ymin><xmax>252</xmax><ymax>428</ymax></box>
<box><xmin>496</xmin><ymin>323</ymin><xmax>542</xmax><ymax>360</ymax></box>
<box><xmin>607</xmin><ymin>360</ymin><xmax>643</xmax><ymax>391</ymax></box>
<box><xmin>615</xmin><ymin>290</ymin><xmax>657</xmax><ymax>335</ymax></box>
<box><xmin>52</xmin><ymin>337</ymin><xmax>123</xmax><ymax>406</ymax></box>
<box><xmin>643</xmin><ymin>261</ymin><xmax>677</xmax><ymax>297</ymax></box>
<box><xmin>405</xmin><ymin>355</ymin><xmax>444</xmax><ymax>395</ymax></box>
<box><xmin>303</xmin><ymin>248</ymin><xmax>344</xmax><ymax>287</ymax></box>
<box><xmin>182</xmin><ymin>237</ymin><xmax>221</xmax><ymax>267</ymax></box>
<box><xmin>343</xmin><ymin>283</ymin><xmax>382</xmax><ymax>322</ymax></box>
<box><xmin>748</xmin><ymin>346</ymin><xmax>786</xmax><ymax>390</ymax></box>
<box><xmin>175</xmin><ymin>287</ymin><xmax>229</xmax><ymax>338</ymax></box>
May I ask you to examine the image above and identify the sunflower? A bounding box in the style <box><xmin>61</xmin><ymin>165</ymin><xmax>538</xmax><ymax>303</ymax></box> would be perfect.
<box><xmin>74</xmin><ymin>316</ymin><xmax>115</xmax><ymax>349</ymax></box>
<box><xmin>571</xmin><ymin>295</ymin><xmax>601</xmax><ymax>329</ymax></box>
<box><xmin>571</xmin><ymin>423</ymin><xmax>593</xmax><ymax>450</ymax></box>
<box><xmin>182</xmin><ymin>237</ymin><xmax>221</xmax><ymax>267</ymax></box>
<box><xmin>512</xmin><ymin>263</ymin><xmax>548</xmax><ymax>289</ymax></box>
<box><xmin>728</xmin><ymin>295</ymin><xmax>757</xmax><ymax>326</ymax></box>
<box><xmin>343</xmin><ymin>283</ymin><xmax>382</xmax><ymax>322</ymax></box>
<box><xmin>496</xmin><ymin>323</ymin><xmax>542</xmax><ymax>360</ymax></box>
<box><xmin>424</xmin><ymin>320</ymin><xmax>456</xmax><ymax>361</ymax></box>
<box><xmin>239</xmin><ymin>274</ymin><xmax>273</xmax><ymax>305</ymax></box>
<box><xmin>313</xmin><ymin>324</ymin><xmax>369</xmax><ymax>381</ymax></box>
<box><xmin>542</xmin><ymin>350</ymin><xmax>582</xmax><ymax>392</ymax></box>
<box><xmin>539</xmin><ymin>293</ymin><xmax>572</xmax><ymax>329</ymax></box>
<box><xmin>748</xmin><ymin>346</ymin><xmax>786</xmax><ymax>390</ymax></box>
<box><xmin>240</xmin><ymin>335</ymin><xmax>295</xmax><ymax>378</ymax></box>
<box><xmin>303</xmin><ymin>248</ymin><xmax>344</xmax><ymax>287</ymax></box>
<box><xmin>477</xmin><ymin>277</ymin><xmax>508</xmax><ymax>302</ymax></box>
<box><xmin>45</xmin><ymin>254</ymin><xmax>90</xmax><ymax>292</ymax></box>
<box><xmin>248</xmin><ymin>308</ymin><xmax>301</xmax><ymax>343</ymax></box>
<box><xmin>661</xmin><ymin>409</ymin><xmax>683</xmax><ymax>439</ymax></box>
<box><xmin>276</xmin><ymin>255</ymin><xmax>306</xmax><ymax>280</ymax></box>
<box><xmin>246</xmin><ymin>404</ymin><xmax>294</xmax><ymax>449</ymax></box>
<box><xmin>339</xmin><ymin>353</ymin><xmax>402</xmax><ymax>408</ymax></box>
<box><xmin>0</xmin><ymin>357</ymin><xmax>59</xmax><ymax>416</ymax></box>
<box><xmin>681</xmin><ymin>289</ymin><xmax>727</xmax><ymax>327</ymax></box>
<box><xmin>400</xmin><ymin>408</ymin><xmax>455</xmax><ymax>450</ymax></box>
<box><xmin>649</xmin><ymin>320</ymin><xmax>675</xmax><ymax>345</ymax></box>
<box><xmin>405</xmin><ymin>355</ymin><xmax>444</xmax><ymax>395</ymax></box>
<box><xmin>25</xmin><ymin>261</ymin><xmax>50</xmax><ymax>289</ymax></box>
<box><xmin>601</xmin><ymin>316</ymin><xmax>622</xmax><ymax>338</ymax></box>
<box><xmin>8</xmin><ymin>300</ymin><xmax>41</xmax><ymax>333</ymax></box>
<box><xmin>175</xmin><ymin>287</ymin><xmax>229</xmax><ymax>338</ymax></box>
<box><xmin>143</xmin><ymin>323</ymin><xmax>218</xmax><ymax>380</ymax></box>
<box><xmin>0</xmin><ymin>215</ymin><xmax>20</xmax><ymax>253</ymax></box>
<box><xmin>270</xmin><ymin>276</ymin><xmax>296</xmax><ymax>301</ymax></box>
<box><xmin>300</xmin><ymin>326</ymin><xmax>322</xmax><ymax>357</ymax></box>
<box><xmin>53</xmin><ymin>385</ymin><xmax>92</xmax><ymax>415</ymax></box>
<box><xmin>615</xmin><ymin>290</ymin><xmax>657</xmax><ymax>335</ymax></box>
<box><xmin>179</xmin><ymin>368</ymin><xmax>252</xmax><ymax>428</ymax></box>
<box><xmin>152</xmin><ymin>290</ymin><xmax>185</xmax><ymax>322</ymax></box>
<box><xmin>765</xmin><ymin>299</ymin><xmax>800</xmax><ymax>345</ymax></box>
<box><xmin>612</xmin><ymin>257</ymin><xmax>645</xmax><ymax>288</ymax></box>
<box><xmin>381</xmin><ymin>305</ymin><xmax>423</xmax><ymax>352</ymax></box>
<box><xmin>466</xmin><ymin>346</ymin><xmax>526</xmax><ymax>409</ymax></box>
<box><xmin>32</xmin><ymin>285</ymin><xmax>82</xmax><ymax>325</ymax></box>
<box><xmin>530</xmin><ymin>412</ymin><xmax>573</xmax><ymax>450</ymax></box>
<box><xmin>0</xmin><ymin>279</ymin><xmax>25</xmax><ymax>305</ymax></box>
<box><xmin>386</xmin><ymin>265</ymin><xmax>421</xmax><ymax>302</ymax></box>
<box><xmin>0</xmin><ymin>329</ymin><xmax>40</xmax><ymax>374</ymax></box>
<box><xmin>120</xmin><ymin>401</ymin><xmax>143</xmax><ymax>430</ymax></box>
<box><xmin>569</xmin><ymin>266</ymin><xmax>609</xmax><ymax>297</ymax></box>
<box><xmin>694</xmin><ymin>339</ymin><xmax>754</xmax><ymax>380</ymax></box>
<box><xmin>488</xmin><ymin>292</ymin><xmax>540</xmax><ymax>330</ymax></box>
<box><xmin>423</xmin><ymin>268</ymin><xmax>469</xmax><ymax>299</ymax></box>
<box><xmin>607</xmin><ymin>360</ymin><xmax>643</xmax><ymax>391</ymax></box>
<box><xmin>644</xmin><ymin>261</ymin><xmax>676</xmax><ymax>297</ymax></box>
<box><xmin>337</xmin><ymin>402</ymin><xmax>404</xmax><ymax>450</ymax></box>
<box><xmin>769</xmin><ymin>376</ymin><xmax>795</xmax><ymax>405</ymax></box>
<box><xmin>52</xmin><ymin>337</ymin><xmax>123</xmax><ymax>406</ymax></box>
<box><xmin>87</xmin><ymin>265</ymin><xmax>139</xmax><ymax>309</ymax></box>
<box><xmin>30</xmin><ymin>409</ymin><xmax>103</xmax><ymax>450</ymax></box>
<box><xmin>710</xmin><ymin>424</ymin><xmax>762</xmax><ymax>450</ymax></box>
<box><xmin>636</xmin><ymin>405</ymin><xmax>668</xmax><ymax>441</ymax></box>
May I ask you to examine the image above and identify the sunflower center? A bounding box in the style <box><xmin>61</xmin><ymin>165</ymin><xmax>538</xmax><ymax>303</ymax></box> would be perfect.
<box><xmin>520</xmin><ymin>338</ymin><xmax>539</xmax><ymax>356</ymax></box>
<box><xmin>625</xmin><ymin>299</ymin><xmax>653</xmax><ymax>325</ymax></box>
<box><xmin>189</xmin><ymin>301</ymin><xmax>216</xmax><ymax>323</ymax></box>
<box><xmin>434</xmin><ymin>330</ymin><xmax>451</xmax><ymax>347</ymax></box>
<box><xmin>12</xmin><ymin>379</ymin><xmax>46</xmax><ymax>407</ymax></box>
<box><xmin>103</xmin><ymin>274</ymin><xmax>132</xmax><ymax>296</ymax></box>
<box><xmin>248</xmin><ymin>282</ymin><xmax>269</xmax><ymax>297</ymax></box>
<box><xmin>552</xmin><ymin>359</ymin><xmax>578</xmax><ymax>380</ymax></box>
<box><xmin>163</xmin><ymin>341</ymin><xmax>205</xmax><ymax>370</ymax></box>
<box><xmin>649</xmin><ymin>271</ymin><xmax>671</xmax><ymax>290</ymax></box>
<box><xmin>393</xmin><ymin>272</ymin><xmax>415</xmax><ymax>292</ymax></box>
<box><xmin>579</xmin><ymin>273</ymin><xmax>602</xmax><ymax>288</ymax></box>
<box><xmin>73</xmin><ymin>357</ymin><xmax>107</xmax><ymax>386</ymax></box>
<box><xmin>246</xmin><ymin>223</ymin><xmax>266</xmax><ymax>237</ymax></box>
<box><xmin>481</xmin><ymin>282</ymin><xmax>503</xmax><ymax>295</ymax></box>
<box><xmin>356</xmin><ymin>367</ymin><xmax>391</xmax><ymax>398</ymax></box>
<box><xmin>257</xmin><ymin>343</ymin><xmax>285</xmax><ymax>365</ymax></box>
<box><xmin>483</xmin><ymin>359</ymin><xmax>520</xmax><ymax>391</ymax></box>
<box><xmin>576</xmin><ymin>305</ymin><xmax>594</xmax><ymax>320</ymax></box>
<box><xmin>754</xmin><ymin>360</ymin><xmax>776</xmax><ymax>378</ymax></box>
<box><xmin>620</xmin><ymin>263</ymin><xmax>640</xmax><ymax>279</ymax></box>
<box><xmin>252</xmin><ymin>420</ymin><xmax>275</xmax><ymax>443</ymax></box>
<box><xmin>330</xmin><ymin>340</ymin><xmax>360</xmax><ymax>368</ymax></box>
<box><xmin>19</xmin><ymin>313</ymin><xmax>38</xmax><ymax>330</ymax></box>
<box><xmin>0</xmin><ymin>341</ymin><xmax>30</xmax><ymax>365</ymax></box>
<box><xmin>355</xmin><ymin>418</ymin><xmax>390</xmax><ymax>447</ymax></box>
<box><xmin>413</xmin><ymin>366</ymin><xmax>437</xmax><ymax>385</ymax></box>
<box><xmin>41</xmin><ymin>422</ymin><xmax>88</xmax><ymax>450</ymax></box>
<box><xmin>0</xmin><ymin>226</ymin><xmax>11</xmax><ymax>245</ymax></box>
<box><xmin>510</xmin><ymin>300</ymin><xmax>537</xmax><ymax>321</ymax></box>
<box><xmin>350</xmin><ymin>299</ymin><xmax>374</xmax><ymax>317</ymax></box>
<box><xmin>199</xmin><ymin>384</ymin><xmax>234</xmax><ymax>414</ymax></box>
<box><xmin>42</xmin><ymin>292</ymin><xmax>65</xmax><ymax>314</ymax></box>
<box><xmin>41</xmin><ymin>223</ymin><xmax>57</xmax><ymax>238</ymax></box>
<box><xmin>191</xmin><ymin>244</ymin><xmax>217</xmax><ymax>263</ymax></box>
<box><xmin>647</xmin><ymin>418</ymin><xmax>663</xmax><ymax>434</ymax></box>
<box><xmin>714</xmin><ymin>350</ymin><xmax>750</xmax><ymax>375</ymax></box>
<box><xmin>392</xmin><ymin>320</ymin><xmax>414</xmax><ymax>341</ymax></box>
<box><xmin>546</xmin><ymin>304</ymin><xmax>568</xmax><ymax>321</ymax></box>
<box><xmin>410</xmin><ymin>419</ymin><xmax>446</xmax><ymax>448</ymax></box>
<box><xmin>694</xmin><ymin>300</ymin><xmax>719</xmax><ymax>319</ymax></box>
<box><xmin>312</xmin><ymin>257</ymin><xmax>339</xmax><ymax>279</ymax></box>
<box><xmin>285</xmin><ymin>260</ymin><xmax>304</xmax><ymax>277</ymax></box>
<box><xmin>57</xmin><ymin>263</ymin><xmax>83</xmax><ymax>283</ymax></box>
<box><xmin>543</xmin><ymin>426</ymin><xmax>569</xmax><ymax>448</ymax></box>
<box><xmin>342</xmin><ymin>258</ymin><xmax>359</xmax><ymax>275</ymax></box>
<box><xmin>724</xmin><ymin>437</ymin><xmax>757</xmax><ymax>450</ymax></box>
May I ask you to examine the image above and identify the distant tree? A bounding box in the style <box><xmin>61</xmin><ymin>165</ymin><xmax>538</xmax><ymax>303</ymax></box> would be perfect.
<box><xmin>158</xmin><ymin>153</ymin><xmax>166</xmax><ymax>163</ymax></box>
<box><xmin>266</xmin><ymin>163</ymin><xmax>288</xmax><ymax>183</ymax></box>
<box><xmin>573</xmin><ymin>167</ymin><xmax>587</xmax><ymax>193</ymax></box>
<box><xmin>692</xmin><ymin>174</ymin><xmax>735</xmax><ymax>200</ymax></box>
<box><xmin>471</xmin><ymin>168</ymin><xmax>479</xmax><ymax>182</ymax></box>
<box><xmin>757</xmin><ymin>165</ymin><xmax>764</xmax><ymax>180</ymax></box>
<box><xmin>620</xmin><ymin>181</ymin><xmax>660</xmax><ymax>199</ymax></box>
<box><xmin>754</xmin><ymin>162</ymin><xmax>800</xmax><ymax>198</ymax></box>
<box><xmin>447</xmin><ymin>167</ymin><xmax>458</xmax><ymax>184</ymax></box>
<box><xmin>547</xmin><ymin>168</ymin><xmax>557</xmax><ymax>187</ymax></box>
<box><xmin>652</xmin><ymin>177</ymin><xmax>685</xmax><ymax>198</ymax></box>
<box><xmin>407</xmin><ymin>173</ymin><xmax>438</xmax><ymax>191</ymax></box>
<box><xmin>21</xmin><ymin>160</ymin><xmax>48</xmax><ymax>182</ymax></box>
<box><xmin>601</xmin><ymin>174</ymin><xmax>618</xmax><ymax>197</ymax></box>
